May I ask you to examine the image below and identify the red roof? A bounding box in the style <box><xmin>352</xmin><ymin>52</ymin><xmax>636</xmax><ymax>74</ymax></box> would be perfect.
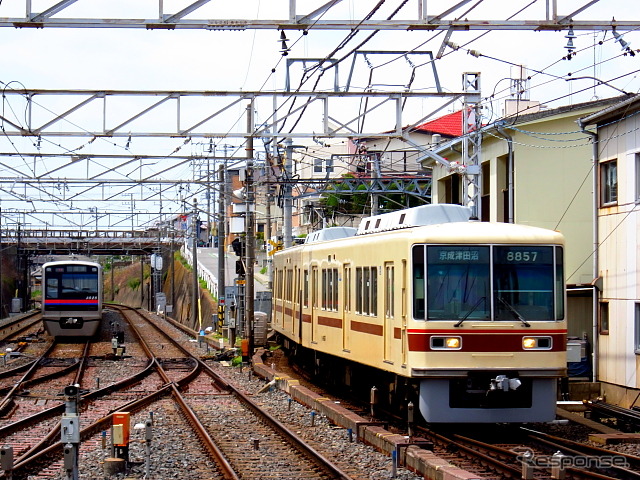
<box><xmin>414</xmin><ymin>110</ymin><xmax>463</xmax><ymax>137</ymax></box>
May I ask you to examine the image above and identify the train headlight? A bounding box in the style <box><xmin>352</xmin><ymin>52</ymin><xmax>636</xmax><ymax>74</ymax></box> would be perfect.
<box><xmin>430</xmin><ymin>336</ymin><xmax>462</xmax><ymax>350</ymax></box>
<box><xmin>446</xmin><ymin>337</ymin><xmax>460</xmax><ymax>349</ymax></box>
<box><xmin>522</xmin><ymin>336</ymin><xmax>552</xmax><ymax>350</ymax></box>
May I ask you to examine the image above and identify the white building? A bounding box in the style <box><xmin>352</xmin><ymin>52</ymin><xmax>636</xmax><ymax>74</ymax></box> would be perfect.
<box><xmin>579</xmin><ymin>94</ymin><xmax>640</xmax><ymax>407</ymax></box>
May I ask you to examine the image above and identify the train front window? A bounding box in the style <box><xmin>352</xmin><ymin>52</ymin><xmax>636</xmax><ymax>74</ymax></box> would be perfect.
<box><xmin>418</xmin><ymin>246</ymin><xmax>490</xmax><ymax>321</ymax></box>
<box><xmin>60</xmin><ymin>274</ymin><xmax>98</xmax><ymax>297</ymax></box>
<box><xmin>412</xmin><ymin>244</ymin><xmax>563</xmax><ymax>322</ymax></box>
<box><xmin>494</xmin><ymin>246</ymin><xmax>555</xmax><ymax>321</ymax></box>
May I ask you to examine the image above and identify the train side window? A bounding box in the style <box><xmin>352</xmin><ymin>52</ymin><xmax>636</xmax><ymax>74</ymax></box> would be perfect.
<box><xmin>303</xmin><ymin>270</ymin><xmax>309</xmax><ymax>308</ymax></box>
<box><xmin>312</xmin><ymin>268</ymin><xmax>319</xmax><ymax>309</ymax></box>
<box><xmin>363</xmin><ymin>267</ymin><xmax>371</xmax><ymax>315</ymax></box>
<box><xmin>370</xmin><ymin>266</ymin><xmax>378</xmax><ymax>316</ymax></box>
<box><xmin>343</xmin><ymin>266</ymin><xmax>351</xmax><ymax>313</ymax></box>
<box><xmin>385</xmin><ymin>264</ymin><xmax>394</xmax><ymax>318</ymax></box>
<box><xmin>412</xmin><ymin>246</ymin><xmax>425</xmax><ymax>320</ymax></box>
<box><xmin>322</xmin><ymin>269</ymin><xmax>327</xmax><ymax>310</ymax></box>
<box><xmin>331</xmin><ymin>268</ymin><xmax>338</xmax><ymax>311</ymax></box>
<box><xmin>321</xmin><ymin>269</ymin><xmax>338</xmax><ymax>310</ymax></box>
<box><xmin>356</xmin><ymin>267</ymin><xmax>363</xmax><ymax>314</ymax></box>
<box><xmin>555</xmin><ymin>246</ymin><xmax>565</xmax><ymax>320</ymax></box>
<box><xmin>287</xmin><ymin>269</ymin><xmax>293</xmax><ymax>302</ymax></box>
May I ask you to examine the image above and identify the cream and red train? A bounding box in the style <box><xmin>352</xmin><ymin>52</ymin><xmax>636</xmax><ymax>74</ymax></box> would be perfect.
<box><xmin>271</xmin><ymin>204</ymin><xmax>567</xmax><ymax>423</ymax></box>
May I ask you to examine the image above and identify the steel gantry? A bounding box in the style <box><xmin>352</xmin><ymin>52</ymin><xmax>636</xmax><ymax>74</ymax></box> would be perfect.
<box><xmin>1</xmin><ymin>1</ymin><xmax>637</xmax><ymax>31</ymax></box>
<box><xmin>0</xmin><ymin>88</ymin><xmax>461</xmax><ymax>227</ymax></box>
<box><xmin>0</xmin><ymin>0</ymin><xmax>635</xmax><ymax>230</ymax></box>
<box><xmin>0</xmin><ymin>89</ymin><xmax>465</xmax><ymax>140</ymax></box>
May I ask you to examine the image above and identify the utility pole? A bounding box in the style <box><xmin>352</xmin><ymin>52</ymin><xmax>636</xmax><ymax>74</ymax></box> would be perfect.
<box><xmin>265</xmin><ymin>187</ymin><xmax>273</xmax><ymax>291</ymax></box>
<box><xmin>191</xmin><ymin>198</ymin><xmax>199</xmax><ymax>330</ymax></box>
<box><xmin>245</xmin><ymin>103</ymin><xmax>256</xmax><ymax>356</ymax></box>
<box><xmin>371</xmin><ymin>153</ymin><xmax>381</xmax><ymax>215</ymax></box>
<box><xmin>283</xmin><ymin>139</ymin><xmax>293</xmax><ymax>248</ymax></box>
<box><xmin>462</xmin><ymin>72</ymin><xmax>483</xmax><ymax>219</ymax></box>
<box><xmin>217</xmin><ymin>163</ymin><xmax>226</xmax><ymax>333</ymax></box>
<box><xmin>111</xmin><ymin>256</ymin><xmax>114</xmax><ymax>302</ymax></box>
<box><xmin>170</xmin><ymin>230</ymin><xmax>175</xmax><ymax>308</ymax></box>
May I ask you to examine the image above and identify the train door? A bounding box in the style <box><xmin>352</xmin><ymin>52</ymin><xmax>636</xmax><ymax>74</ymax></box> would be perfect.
<box><xmin>302</xmin><ymin>268</ymin><xmax>309</xmax><ymax>343</ymax></box>
<box><xmin>401</xmin><ymin>259</ymin><xmax>408</xmax><ymax>366</ymax></box>
<box><xmin>293</xmin><ymin>267</ymin><xmax>300</xmax><ymax>341</ymax></box>
<box><xmin>273</xmin><ymin>267</ymin><xmax>282</xmax><ymax>329</ymax></box>
<box><xmin>383</xmin><ymin>262</ymin><xmax>394</xmax><ymax>361</ymax></box>
<box><xmin>311</xmin><ymin>266</ymin><xmax>318</xmax><ymax>343</ymax></box>
<box><xmin>342</xmin><ymin>264</ymin><xmax>351</xmax><ymax>351</ymax></box>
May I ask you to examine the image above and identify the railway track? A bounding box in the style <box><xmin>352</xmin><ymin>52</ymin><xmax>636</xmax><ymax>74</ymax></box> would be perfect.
<box><xmin>116</xmin><ymin>304</ymin><xmax>354</xmax><ymax>480</ymax></box>
<box><xmin>0</xmin><ymin>306</ymin><xmax>359</xmax><ymax>479</ymax></box>
<box><xmin>409</xmin><ymin>423</ymin><xmax>640</xmax><ymax>480</ymax></box>
<box><xmin>586</xmin><ymin>400</ymin><xmax>640</xmax><ymax>433</ymax></box>
<box><xmin>0</xmin><ymin>312</ymin><xmax>43</xmax><ymax>343</ymax></box>
<box><xmin>265</xmin><ymin>346</ymin><xmax>640</xmax><ymax>480</ymax></box>
<box><xmin>9</xmin><ymin>305</ymin><xmax>634</xmax><ymax>480</ymax></box>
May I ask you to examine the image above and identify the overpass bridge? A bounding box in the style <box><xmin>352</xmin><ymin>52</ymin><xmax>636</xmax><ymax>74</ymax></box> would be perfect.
<box><xmin>0</xmin><ymin>229</ymin><xmax>183</xmax><ymax>256</ymax></box>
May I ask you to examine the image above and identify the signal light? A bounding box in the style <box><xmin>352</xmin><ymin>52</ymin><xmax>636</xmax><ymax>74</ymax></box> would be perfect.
<box><xmin>235</xmin><ymin>260</ymin><xmax>245</xmax><ymax>276</ymax></box>
<box><xmin>231</xmin><ymin>237</ymin><xmax>245</xmax><ymax>257</ymax></box>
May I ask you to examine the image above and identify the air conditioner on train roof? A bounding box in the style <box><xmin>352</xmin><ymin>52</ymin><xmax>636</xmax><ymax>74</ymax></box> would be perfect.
<box><xmin>356</xmin><ymin>204</ymin><xmax>472</xmax><ymax>235</ymax></box>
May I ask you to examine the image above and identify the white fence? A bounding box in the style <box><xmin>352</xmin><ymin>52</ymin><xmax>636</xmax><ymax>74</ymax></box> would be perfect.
<box><xmin>181</xmin><ymin>244</ymin><xmax>219</xmax><ymax>299</ymax></box>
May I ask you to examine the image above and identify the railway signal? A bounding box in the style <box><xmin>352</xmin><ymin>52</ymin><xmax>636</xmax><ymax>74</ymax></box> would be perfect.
<box><xmin>1</xmin><ymin>446</ymin><xmax>13</xmax><ymax>480</ymax></box>
<box><xmin>61</xmin><ymin>385</ymin><xmax>81</xmax><ymax>480</ymax></box>
<box><xmin>231</xmin><ymin>237</ymin><xmax>245</xmax><ymax>257</ymax></box>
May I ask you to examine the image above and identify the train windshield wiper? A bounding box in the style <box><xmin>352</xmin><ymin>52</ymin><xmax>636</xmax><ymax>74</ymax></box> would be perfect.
<box><xmin>498</xmin><ymin>297</ymin><xmax>530</xmax><ymax>327</ymax></box>
<box><xmin>454</xmin><ymin>296</ymin><xmax>486</xmax><ymax>327</ymax></box>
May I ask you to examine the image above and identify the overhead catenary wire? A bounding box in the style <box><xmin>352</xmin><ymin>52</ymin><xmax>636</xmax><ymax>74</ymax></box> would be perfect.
<box><xmin>1</xmin><ymin>5</ymin><xmax>640</xmax><ymax>227</ymax></box>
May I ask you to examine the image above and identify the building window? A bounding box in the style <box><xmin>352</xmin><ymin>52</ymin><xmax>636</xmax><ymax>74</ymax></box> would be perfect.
<box><xmin>599</xmin><ymin>301</ymin><xmax>609</xmax><ymax>335</ymax></box>
<box><xmin>600</xmin><ymin>160</ymin><xmax>618</xmax><ymax>206</ymax></box>
<box><xmin>314</xmin><ymin>157</ymin><xmax>334</xmax><ymax>174</ymax></box>
<box><xmin>635</xmin><ymin>303</ymin><xmax>640</xmax><ymax>354</ymax></box>
<box><xmin>326</xmin><ymin>157</ymin><xmax>334</xmax><ymax>173</ymax></box>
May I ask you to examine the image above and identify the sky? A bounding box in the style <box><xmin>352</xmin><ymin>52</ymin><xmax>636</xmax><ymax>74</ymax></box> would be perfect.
<box><xmin>1</xmin><ymin>0</ymin><xmax>639</xmax><ymax>230</ymax></box>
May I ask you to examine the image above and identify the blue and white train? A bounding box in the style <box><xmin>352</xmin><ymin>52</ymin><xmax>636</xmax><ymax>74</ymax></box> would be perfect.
<box><xmin>41</xmin><ymin>260</ymin><xmax>103</xmax><ymax>337</ymax></box>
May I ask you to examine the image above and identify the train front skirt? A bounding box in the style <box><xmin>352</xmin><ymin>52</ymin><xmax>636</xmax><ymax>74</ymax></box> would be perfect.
<box><xmin>419</xmin><ymin>375</ymin><xmax>558</xmax><ymax>423</ymax></box>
